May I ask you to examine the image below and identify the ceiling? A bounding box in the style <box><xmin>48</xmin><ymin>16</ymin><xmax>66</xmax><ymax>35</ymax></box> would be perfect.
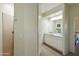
<box><xmin>39</xmin><ymin>3</ymin><xmax>62</xmax><ymax>15</ymax></box>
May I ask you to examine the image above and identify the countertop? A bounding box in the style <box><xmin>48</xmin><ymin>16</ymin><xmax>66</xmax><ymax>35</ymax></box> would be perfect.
<box><xmin>45</xmin><ymin>33</ymin><xmax>64</xmax><ymax>37</ymax></box>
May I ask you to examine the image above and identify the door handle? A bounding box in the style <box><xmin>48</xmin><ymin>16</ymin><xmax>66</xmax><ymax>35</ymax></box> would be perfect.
<box><xmin>12</xmin><ymin>31</ymin><xmax>14</xmax><ymax>34</ymax></box>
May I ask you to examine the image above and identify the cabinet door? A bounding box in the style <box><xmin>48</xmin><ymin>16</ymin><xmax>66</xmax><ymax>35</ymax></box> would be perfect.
<box><xmin>57</xmin><ymin>37</ymin><xmax>63</xmax><ymax>51</ymax></box>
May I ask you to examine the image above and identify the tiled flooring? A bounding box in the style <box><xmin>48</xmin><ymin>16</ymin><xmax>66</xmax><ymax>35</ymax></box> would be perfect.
<box><xmin>40</xmin><ymin>44</ymin><xmax>62</xmax><ymax>56</ymax></box>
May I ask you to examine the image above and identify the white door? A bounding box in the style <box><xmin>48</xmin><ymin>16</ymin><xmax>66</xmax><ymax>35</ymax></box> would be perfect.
<box><xmin>2</xmin><ymin>13</ymin><xmax>14</xmax><ymax>56</ymax></box>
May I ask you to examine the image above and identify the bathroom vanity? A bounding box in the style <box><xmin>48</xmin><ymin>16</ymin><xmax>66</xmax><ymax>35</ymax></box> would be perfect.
<box><xmin>43</xmin><ymin>33</ymin><xmax>63</xmax><ymax>53</ymax></box>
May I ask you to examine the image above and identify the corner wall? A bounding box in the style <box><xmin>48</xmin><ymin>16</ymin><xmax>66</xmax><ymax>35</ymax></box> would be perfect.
<box><xmin>63</xmin><ymin>4</ymin><xmax>70</xmax><ymax>55</ymax></box>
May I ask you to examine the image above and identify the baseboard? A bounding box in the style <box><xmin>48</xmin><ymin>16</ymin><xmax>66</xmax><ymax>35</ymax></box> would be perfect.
<box><xmin>43</xmin><ymin>42</ymin><xmax>63</xmax><ymax>55</ymax></box>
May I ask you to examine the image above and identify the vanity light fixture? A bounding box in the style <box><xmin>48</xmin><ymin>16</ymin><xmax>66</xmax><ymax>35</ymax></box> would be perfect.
<box><xmin>50</xmin><ymin>15</ymin><xmax>62</xmax><ymax>21</ymax></box>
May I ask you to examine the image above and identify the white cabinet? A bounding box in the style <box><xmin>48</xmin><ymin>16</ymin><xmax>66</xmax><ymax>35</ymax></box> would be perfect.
<box><xmin>57</xmin><ymin>37</ymin><xmax>63</xmax><ymax>51</ymax></box>
<box><xmin>44</xmin><ymin>34</ymin><xmax>63</xmax><ymax>52</ymax></box>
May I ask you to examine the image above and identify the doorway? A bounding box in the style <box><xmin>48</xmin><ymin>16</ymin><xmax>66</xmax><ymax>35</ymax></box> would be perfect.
<box><xmin>39</xmin><ymin>3</ymin><xmax>64</xmax><ymax>56</ymax></box>
<box><xmin>2</xmin><ymin>13</ymin><xmax>14</xmax><ymax>56</ymax></box>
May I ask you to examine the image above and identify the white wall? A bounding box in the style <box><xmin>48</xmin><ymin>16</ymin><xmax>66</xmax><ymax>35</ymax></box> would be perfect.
<box><xmin>62</xmin><ymin>4</ymin><xmax>70</xmax><ymax>55</ymax></box>
<box><xmin>48</xmin><ymin>20</ymin><xmax>55</xmax><ymax>33</ymax></box>
<box><xmin>63</xmin><ymin>4</ymin><xmax>79</xmax><ymax>54</ymax></box>
<box><xmin>14</xmin><ymin>4</ymin><xmax>24</xmax><ymax>56</ymax></box>
<box><xmin>24</xmin><ymin>3</ymin><xmax>38</xmax><ymax>56</ymax></box>
<box><xmin>0</xmin><ymin>4</ymin><xmax>3</xmax><ymax>56</ymax></box>
<box><xmin>14</xmin><ymin>3</ymin><xmax>38</xmax><ymax>56</ymax></box>
<box><xmin>68</xmin><ymin>4</ymin><xmax>79</xmax><ymax>53</ymax></box>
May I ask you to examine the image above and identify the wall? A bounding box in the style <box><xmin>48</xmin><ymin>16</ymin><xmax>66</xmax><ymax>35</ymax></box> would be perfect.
<box><xmin>14</xmin><ymin>4</ymin><xmax>24</xmax><ymax>56</ymax></box>
<box><xmin>48</xmin><ymin>20</ymin><xmax>55</xmax><ymax>33</ymax></box>
<box><xmin>0</xmin><ymin>4</ymin><xmax>3</xmax><ymax>56</ymax></box>
<box><xmin>68</xmin><ymin>4</ymin><xmax>79</xmax><ymax>53</ymax></box>
<box><xmin>62</xmin><ymin>4</ymin><xmax>70</xmax><ymax>55</ymax></box>
<box><xmin>24</xmin><ymin>3</ymin><xmax>38</xmax><ymax>56</ymax></box>
<box><xmin>62</xmin><ymin>4</ymin><xmax>79</xmax><ymax>55</ymax></box>
<box><xmin>14</xmin><ymin>3</ymin><xmax>38</xmax><ymax>56</ymax></box>
<box><xmin>63</xmin><ymin>4</ymin><xmax>79</xmax><ymax>54</ymax></box>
